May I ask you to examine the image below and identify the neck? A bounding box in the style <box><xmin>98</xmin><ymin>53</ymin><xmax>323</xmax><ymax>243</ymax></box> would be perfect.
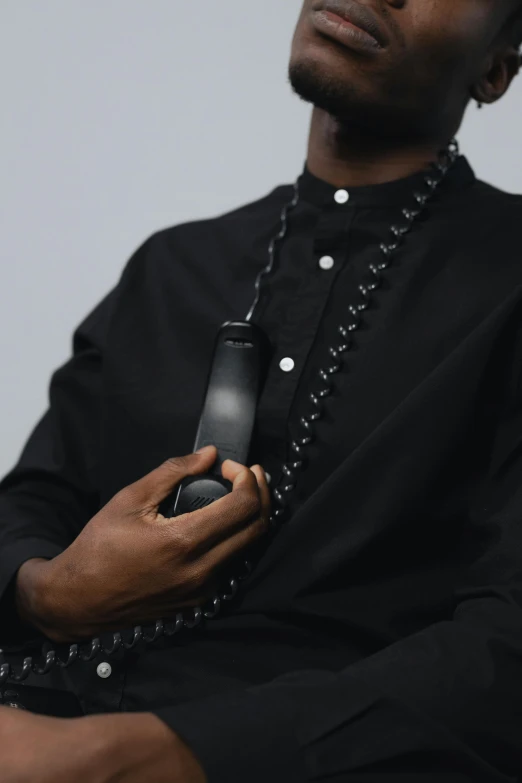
<box><xmin>306</xmin><ymin>108</ymin><xmax>446</xmax><ymax>188</ymax></box>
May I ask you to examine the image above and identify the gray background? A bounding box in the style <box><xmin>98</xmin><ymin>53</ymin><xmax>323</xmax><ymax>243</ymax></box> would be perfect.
<box><xmin>1</xmin><ymin>1</ymin><xmax>521</xmax><ymax>476</ymax></box>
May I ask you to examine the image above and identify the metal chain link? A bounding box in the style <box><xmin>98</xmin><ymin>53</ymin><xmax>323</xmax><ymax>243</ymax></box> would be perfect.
<box><xmin>0</xmin><ymin>139</ymin><xmax>460</xmax><ymax>691</ymax></box>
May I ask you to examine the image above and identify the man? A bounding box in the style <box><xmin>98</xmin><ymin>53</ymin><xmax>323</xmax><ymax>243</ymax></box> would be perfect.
<box><xmin>1</xmin><ymin>0</ymin><xmax>522</xmax><ymax>780</ymax></box>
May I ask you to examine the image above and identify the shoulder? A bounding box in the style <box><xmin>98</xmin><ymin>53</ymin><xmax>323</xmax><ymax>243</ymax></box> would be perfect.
<box><xmin>144</xmin><ymin>183</ymin><xmax>295</xmax><ymax>254</ymax></box>
<box><xmin>435</xmin><ymin>177</ymin><xmax>522</xmax><ymax>294</ymax></box>
<box><xmin>460</xmin><ymin>178</ymin><xmax>522</xmax><ymax>227</ymax></box>
<box><xmin>469</xmin><ymin>178</ymin><xmax>522</xmax><ymax>210</ymax></box>
<box><xmin>439</xmin><ymin>176</ymin><xmax>522</xmax><ymax>257</ymax></box>
<box><xmin>108</xmin><ymin>181</ymin><xmax>296</xmax><ymax>304</ymax></box>
<box><xmin>466</xmin><ymin>181</ymin><xmax>522</xmax><ymax>264</ymax></box>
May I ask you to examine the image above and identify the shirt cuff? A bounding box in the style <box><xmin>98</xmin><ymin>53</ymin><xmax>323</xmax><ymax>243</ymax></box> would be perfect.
<box><xmin>153</xmin><ymin>688</ymin><xmax>306</xmax><ymax>783</ymax></box>
<box><xmin>0</xmin><ymin>539</ymin><xmax>64</xmax><ymax>649</ymax></box>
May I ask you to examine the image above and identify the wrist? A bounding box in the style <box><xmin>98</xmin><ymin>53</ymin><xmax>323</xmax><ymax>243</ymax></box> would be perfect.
<box><xmin>83</xmin><ymin>713</ymin><xmax>207</xmax><ymax>783</ymax></box>
<box><xmin>15</xmin><ymin>557</ymin><xmax>74</xmax><ymax>643</ymax></box>
<box><xmin>15</xmin><ymin>558</ymin><xmax>52</xmax><ymax>632</ymax></box>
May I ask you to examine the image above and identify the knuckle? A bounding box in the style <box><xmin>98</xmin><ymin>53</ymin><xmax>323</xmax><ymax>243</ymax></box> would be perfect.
<box><xmin>169</xmin><ymin>525</ymin><xmax>195</xmax><ymax>555</ymax></box>
<box><xmin>259</xmin><ymin>509</ymin><xmax>271</xmax><ymax>532</ymax></box>
<box><xmin>163</xmin><ymin>456</ymin><xmax>189</xmax><ymax>474</ymax></box>
<box><xmin>177</xmin><ymin>565</ymin><xmax>208</xmax><ymax>600</ymax></box>
<box><xmin>188</xmin><ymin>565</ymin><xmax>207</xmax><ymax>592</ymax></box>
<box><xmin>253</xmin><ymin>514</ymin><xmax>269</xmax><ymax>538</ymax></box>
<box><xmin>235</xmin><ymin>486</ymin><xmax>261</xmax><ymax>520</ymax></box>
<box><xmin>111</xmin><ymin>486</ymin><xmax>136</xmax><ymax>513</ymax></box>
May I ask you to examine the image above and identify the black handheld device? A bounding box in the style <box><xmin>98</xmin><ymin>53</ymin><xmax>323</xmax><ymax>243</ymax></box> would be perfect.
<box><xmin>168</xmin><ymin>320</ymin><xmax>271</xmax><ymax>516</ymax></box>
<box><xmin>0</xmin><ymin>319</ymin><xmax>271</xmax><ymax>709</ymax></box>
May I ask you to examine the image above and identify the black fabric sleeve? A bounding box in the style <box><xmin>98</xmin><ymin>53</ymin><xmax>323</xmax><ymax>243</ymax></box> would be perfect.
<box><xmin>0</xmin><ymin>285</ymin><xmax>118</xmax><ymax>647</ymax></box>
<box><xmin>152</xmin><ymin>397</ymin><xmax>522</xmax><ymax>781</ymax></box>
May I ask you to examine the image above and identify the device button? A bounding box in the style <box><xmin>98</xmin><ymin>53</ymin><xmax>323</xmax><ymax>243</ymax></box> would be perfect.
<box><xmin>279</xmin><ymin>357</ymin><xmax>295</xmax><ymax>373</ymax></box>
<box><xmin>97</xmin><ymin>662</ymin><xmax>112</xmax><ymax>679</ymax></box>
<box><xmin>334</xmin><ymin>189</ymin><xmax>350</xmax><ymax>204</ymax></box>
<box><xmin>319</xmin><ymin>255</ymin><xmax>335</xmax><ymax>270</ymax></box>
<box><xmin>264</xmin><ymin>471</ymin><xmax>271</xmax><ymax>485</ymax></box>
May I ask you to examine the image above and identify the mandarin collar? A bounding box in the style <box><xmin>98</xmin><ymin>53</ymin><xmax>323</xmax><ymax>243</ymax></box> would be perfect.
<box><xmin>297</xmin><ymin>155</ymin><xmax>476</xmax><ymax>209</ymax></box>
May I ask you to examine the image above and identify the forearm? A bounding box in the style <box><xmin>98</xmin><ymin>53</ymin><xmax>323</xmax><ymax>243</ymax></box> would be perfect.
<box><xmin>81</xmin><ymin>712</ymin><xmax>207</xmax><ymax>783</ymax></box>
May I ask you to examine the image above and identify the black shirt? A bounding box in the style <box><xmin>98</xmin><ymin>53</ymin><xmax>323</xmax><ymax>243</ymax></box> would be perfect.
<box><xmin>1</xmin><ymin>156</ymin><xmax>522</xmax><ymax>782</ymax></box>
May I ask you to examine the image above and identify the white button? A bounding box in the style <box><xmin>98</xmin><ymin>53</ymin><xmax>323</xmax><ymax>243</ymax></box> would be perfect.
<box><xmin>319</xmin><ymin>255</ymin><xmax>334</xmax><ymax>270</ymax></box>
<box><xmin>265</xmin><ymin>471</ymin><xmax>271</xmax><ymax>485</ymax></box>
<box><xmin>97</xmin><ymin>662</ymin><xmax>112</xmax><ymax>679</ymax></box>
<box><xmin>334</xmin><ymin>189</ymin><xmax>350</xmax><ymax>204</ymax></box>
<box><xmin>279</xmin><ymin>357</ymin><xmax>295</xmax><ymax>373</ymax></box>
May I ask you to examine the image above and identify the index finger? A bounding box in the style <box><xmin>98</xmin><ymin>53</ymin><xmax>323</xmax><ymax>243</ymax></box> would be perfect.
<box><xmin>250</xmin><ymin>464</ymin><xmax>271</xmax><ymax>523</ymax></box>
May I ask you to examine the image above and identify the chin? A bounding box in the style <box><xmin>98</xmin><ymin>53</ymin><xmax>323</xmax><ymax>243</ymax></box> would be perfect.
<box><xmin>288</xmin><ymin>54</ymin><xmax>365</xmax><ymax>121</ymax></box>
<box><xmin>288</xmin><ymin>54</ymin><xmax>421</xmax><ymax>142</ymax></box>
<box><xmin>288</xmin><ymin>13</ymin><xmax>376</xmax><ymax>117</ymax></box>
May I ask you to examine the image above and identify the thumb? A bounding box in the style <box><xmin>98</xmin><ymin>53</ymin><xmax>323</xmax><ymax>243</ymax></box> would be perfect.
<box><xmin>131</xmin><ymin>445</ymin><xmax>218</xmax><ymax>510</ymax></box>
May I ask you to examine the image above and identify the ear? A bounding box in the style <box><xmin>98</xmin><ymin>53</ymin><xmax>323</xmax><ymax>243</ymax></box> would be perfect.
<box><xmin>471</xmin><ymin>45</ymin><xmax>521</xmax><ymax>105</ymax></box>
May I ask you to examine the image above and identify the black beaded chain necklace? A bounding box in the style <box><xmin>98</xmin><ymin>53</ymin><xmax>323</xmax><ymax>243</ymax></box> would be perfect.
<box><xmin>0</xmin><ymin>139</ymin><xmax>460</xmax><ymax>689</ymax></box>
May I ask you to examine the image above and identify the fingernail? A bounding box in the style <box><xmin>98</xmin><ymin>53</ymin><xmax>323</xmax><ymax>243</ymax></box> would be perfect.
<box><xmin>196</xmin><ymin>445</ymin><xmax>214</xmax><ymax>454</ymax></box>
<box><xmin>224</xmin><ymin>459</ymin><xmax>241</xmax><ymax>468</ymax></box>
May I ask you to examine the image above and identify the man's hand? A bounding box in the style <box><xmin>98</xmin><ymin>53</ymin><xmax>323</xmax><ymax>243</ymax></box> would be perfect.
<box><xmin>16</xmin><ymin>446</ymin><xmax>271</xmax><ymax>642</ymax></box>
<box><xmin>0</xmin><ymin>706</ymin><xmax>207</xmax><ymax>783</ymax></box>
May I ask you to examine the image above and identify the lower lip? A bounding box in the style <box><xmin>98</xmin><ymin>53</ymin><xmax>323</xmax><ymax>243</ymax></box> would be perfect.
<box><xmin>311</xmin><ymin>9</ymin><xmax>381</xmax><ymax>53</ymax></box>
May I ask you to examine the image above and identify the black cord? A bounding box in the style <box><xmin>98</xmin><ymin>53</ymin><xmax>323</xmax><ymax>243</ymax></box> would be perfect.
<box><xmin>0</xmin><ymin>560</ymin><xmax>252</xmax><ymax>690</ymax></box>
<box><xmin>0</xmin><ymin>140</ymin><xmax>459</xmax><ymax>695</ymax></box>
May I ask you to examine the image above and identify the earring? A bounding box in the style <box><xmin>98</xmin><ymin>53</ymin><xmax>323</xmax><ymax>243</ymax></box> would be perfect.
<box><xmin>477</xmin><ymin>101</ymin><xmax>483</xmax><ymax>109</ymax></box>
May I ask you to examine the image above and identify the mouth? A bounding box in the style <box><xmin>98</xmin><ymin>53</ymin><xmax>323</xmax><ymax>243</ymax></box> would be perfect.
<box><xmin>311</xmin><ymin>0</ymin><xmax>389</xmax><ymax>50</ymax></box>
